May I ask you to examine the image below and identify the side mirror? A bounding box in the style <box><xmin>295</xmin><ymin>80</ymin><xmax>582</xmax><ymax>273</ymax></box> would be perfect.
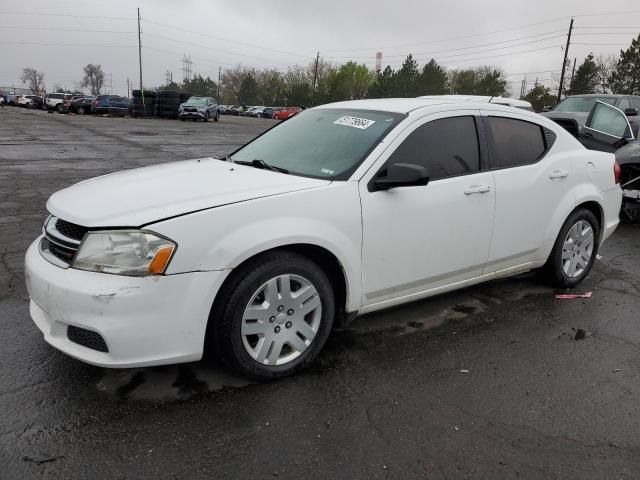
<box><xmin>372</xmin><ymin>163</ymin><xmax>429</xmax><ymax>191</ymax></box>
<box><xmin>542</xmin><ymin>106</ymin><xmax>551</xmax><ymax>112</ymax></box>
<box><xmin>624</xmin><ymin>108</ymin><xmax>638</xmax><ymax>117</ymax></box>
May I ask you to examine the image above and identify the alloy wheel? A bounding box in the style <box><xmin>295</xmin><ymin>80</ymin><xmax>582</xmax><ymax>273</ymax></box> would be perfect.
<box><xmin>241</xmin><ymin>274</ymin><xmax>322</xmax><ymax>366</ymax></box>
<box><xmin>561</xmin><ymin>220</ymin><xmax>595</xmax><ymax>278</ymax></box>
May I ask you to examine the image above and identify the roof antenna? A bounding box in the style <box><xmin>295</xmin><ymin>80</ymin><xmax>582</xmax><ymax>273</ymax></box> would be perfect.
<box><xmin>488</xmin><ymin>96</ymin><xmax>494</xmax><ymax>104</ymax></box>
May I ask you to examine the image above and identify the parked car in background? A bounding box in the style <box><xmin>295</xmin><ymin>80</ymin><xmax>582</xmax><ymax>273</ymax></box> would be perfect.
<box><xmin>548</xmin><ymin>100</ymin><xmax>640</xmax><ymax>222</ymax></box>
<box><xmin>25</xmin><ymin>98</ymin><xmax>621</xmax><ymax>379</ymax></box>
<box><xmin>227</xmin><ymin>105</ymin><xmax>246</xmax><ymax>116</ymax></box>
<box><xmin>18</xmin><ymin>95</ymin><xmax>44</xmax><ymax>109</ymax></box>
<box><xmin>68</xmin><ymin>96</ymin><xmax>94</xmax><ymax>115</ymax></box>
<box><xmin>273</xmin><ymin>106</ymin><xmax>301</xmax><ymax>120</ymax></box>
<box><xmin>46</xmin><ymin>93</ymin><xmax>73</xmax><ymax>113</ymax></box>
<box><xmin>92</xmin><ymin>95</ymin><xmax>131</xmax><ymax>115</ymax></box>
<box><xmin>542</xmin><ymin>94</ymin><xmax>640</xmax><ymax>137</ymax></box>
<box><xmin>217</xmin><ymin>105</ymin><xmax>228</xmax><ymax>114</ymax></box>
<box><xmin>246</xmin><ymin>106</ymin><xmax>266</xmax><ymax>117</ymax></box>
<box><xmin>178</xmin><ymin>96</ymin><xmax>219</xmax><ymax>122</ymax></box>
<box><xmin>261</xmin><ymin>107</ymin><xmax>282</xmax><ymax>119</ymax></box>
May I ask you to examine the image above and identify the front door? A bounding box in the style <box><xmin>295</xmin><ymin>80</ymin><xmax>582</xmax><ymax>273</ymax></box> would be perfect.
<box><xmin>579</xmin><ymin>101</ymin><xmax>635</xmax><ymax>153</ymax></box>
<box><xmin>359</xmin><ymin>112</ymin><xmax>495</xmax><ymax>308</ymax></box>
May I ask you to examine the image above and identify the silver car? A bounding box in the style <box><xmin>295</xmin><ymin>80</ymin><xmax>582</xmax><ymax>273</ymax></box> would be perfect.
<box><xmin>178</xmin><ymin>96</ymin><xmax>220</xmax><ymax>122</ymax></box>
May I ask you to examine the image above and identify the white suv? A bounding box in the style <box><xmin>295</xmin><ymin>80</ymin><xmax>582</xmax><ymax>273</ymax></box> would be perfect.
<box><xmin>25</xmin><ymin>98</ymin><xmax>622</xmax><ymax>379</ymax></box>
<box><xmin>45</xmin><ymin>93</ymin><xmax>72</xmax><ymax>113</ymax></box>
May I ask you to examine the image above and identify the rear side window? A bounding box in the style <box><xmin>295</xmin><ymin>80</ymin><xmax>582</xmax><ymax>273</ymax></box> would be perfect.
<box><xmin>386</xmin><ymin>116</ymin><xmax>480</xmax><ymax>180</ymax></box>
<box><xmin>486</xmin><ymin>117</ymin><xmax>546</xmax><ymax>169</ymax></box>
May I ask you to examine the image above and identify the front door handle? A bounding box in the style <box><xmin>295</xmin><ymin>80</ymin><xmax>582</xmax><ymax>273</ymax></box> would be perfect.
<box><xmin>464</xmin><ymin>185</ymin><xmax>491</xmax><ymax>195</ymax></box>
<box><xmin>549</xmin><ymin>169</ymin><xmax>569</xmax><ymax>179</ymax></box>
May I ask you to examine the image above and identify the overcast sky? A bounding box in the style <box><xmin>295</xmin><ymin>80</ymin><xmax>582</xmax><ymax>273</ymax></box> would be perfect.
<box><xmin>1</xmin><ymin>0</ymin><xmax>638</xmax><ymax>97</ymax></box>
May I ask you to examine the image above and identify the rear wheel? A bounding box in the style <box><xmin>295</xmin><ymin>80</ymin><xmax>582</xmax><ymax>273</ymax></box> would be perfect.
<box><xmin>208</xmin><ymin>252</ymin><xmax>335</xmax><ymax>379</ymax></box>
<box><xmin>56</xmin><ymin>103</ymin><xmax>64</xmax><ymax>113</ymax></box>
<box><xmin>214</xmin><ymin>112</ymin><xmax>219</xmax><ymax>122</ymax></box>
<box><xmin>204</xmin><ymin>111</ymin><xmax>209</xmax><ymax>122</ymax></box>
<box><xmin>544</xmin><ymin>208</ymin><xmax>599</xmax><ymax>288</ymax></box>
<box><xmin>78</xmin><ymin>106</ymin><xmax>86</xmax><ymax>115</ymax></box>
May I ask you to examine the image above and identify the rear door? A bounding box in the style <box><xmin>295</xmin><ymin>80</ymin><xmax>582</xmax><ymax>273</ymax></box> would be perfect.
<box><xmin>579</xmin><ymin>101</ymin><xmax>635</xmax><ymax>152</ymax></box>
<box><xmin>483</xmin><ymin>112</ymin><xmax>571</xmax><ymax>271</ymax></box>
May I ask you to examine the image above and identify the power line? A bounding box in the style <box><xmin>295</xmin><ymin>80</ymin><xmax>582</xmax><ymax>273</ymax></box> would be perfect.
<box><xmin>0</xmin><ymin>25</ymin><xmax>135</xmax><ymax>33</ymax></box>
<box><xmin>3</xmin><ymin>41</ymin><xmax>136</xmax><ymax>48</ymax></box>
<box><xmin>325</xmin><ymin>33</ymin><xmax>566</xmax><ymax>61</ymax></box>
<box><xmin>324</xmin><ymin>17</ymin><xmax>570</xmax><ymax>54</ymax></box>
<box><xmin>0</xmin><ymin>10</ymin><xmax>132</xmax><ymax>20</ymax></box>
<box><xmin>143</xmin><ymin>18</ymin><xmax>312</xmax><ymax>59</ymax></box>
<box><xmin>143</xmin><ymin>32</ymin><xmax>300</xmax><ymax>65</ymax></box>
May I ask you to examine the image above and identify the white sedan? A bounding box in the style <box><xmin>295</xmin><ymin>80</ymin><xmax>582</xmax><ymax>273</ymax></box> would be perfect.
<box><xmin>25</xmin><ymin>98</ymin><xmax>622</xmax><ymax>379</ymax></box>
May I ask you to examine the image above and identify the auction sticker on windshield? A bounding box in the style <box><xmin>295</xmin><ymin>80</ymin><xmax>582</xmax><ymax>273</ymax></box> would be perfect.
<box><xmin>333</xmin><ymin>115</ymin><xmax>376</xmax><ymax>130</ymax></box>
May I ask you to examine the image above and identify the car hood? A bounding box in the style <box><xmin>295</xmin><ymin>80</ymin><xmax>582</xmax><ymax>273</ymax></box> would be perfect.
<box><xmin>47</xmin><ymin>158</ymin><xmax>330</xmax><ymax>227</ymax></box>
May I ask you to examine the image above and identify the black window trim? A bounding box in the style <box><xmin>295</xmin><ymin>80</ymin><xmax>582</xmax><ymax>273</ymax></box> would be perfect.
<box><xmin>482</xmin><ymin>114</ymin><xmax>553</xmax><ymax>171</ymax></box>
<box><xmin>367</xmin><ymin>113</ymin><xmax>487</xmax><ymax>192</ymax></box>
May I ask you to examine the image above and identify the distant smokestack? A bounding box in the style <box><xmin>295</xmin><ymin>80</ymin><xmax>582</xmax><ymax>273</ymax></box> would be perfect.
<box><xmin>375</xmin><ymin>52</ymin><xmax>382</xmax><ymax>74</ymax></box>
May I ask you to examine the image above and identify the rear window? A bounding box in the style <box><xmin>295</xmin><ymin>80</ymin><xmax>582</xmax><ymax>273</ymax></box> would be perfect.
<box><xmin>49</xmin><ymin>94</ymin><xmax>63</xmax><ymax>99</ymax></box>
<box><xmin>486</xmin><ymin>117</ymin><xmax>547</xmax><ymax>169</ymax></box>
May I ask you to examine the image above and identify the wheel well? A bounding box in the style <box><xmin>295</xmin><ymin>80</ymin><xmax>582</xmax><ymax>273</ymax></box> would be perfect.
<box><xmin>575</xmin><ymin>201</ymin><xmax>603</xmax><ymax>231</ymax></box>
<box><xmin>215</xmin><ymin>244</ymin><xmax>349</xmax><ymax>325</ymax></box>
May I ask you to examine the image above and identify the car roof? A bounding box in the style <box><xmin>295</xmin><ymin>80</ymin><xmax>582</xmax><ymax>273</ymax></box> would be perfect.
<box><xmin>314</xmin><ymin>97</ymin><xmax>533</xmax><ymax>115</ymax></box>
<box><xmin>563</xmin><ymin>94</ymin><xmax>637</xmax><ymax>98</ymax></box>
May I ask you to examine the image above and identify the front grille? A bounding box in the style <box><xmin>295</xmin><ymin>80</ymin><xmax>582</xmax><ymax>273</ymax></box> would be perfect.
<box><xmin>55</xmin><ymin>219</ymin><xmax>88</xmax><ymax>242</ymax></box>
<box><xmin>41</xmin><ymin>237</ymin><xmax>76</xmax><ymax>263</ymax></box>
<box><xmin>67</xmin><ymin>325</ymin><xmax>109</xmax><ymax>353</ymax></box>
<box><xmin>40</xmin><ymin>216</ymin><xmax>86</xmax><ymax>267</ymax></box>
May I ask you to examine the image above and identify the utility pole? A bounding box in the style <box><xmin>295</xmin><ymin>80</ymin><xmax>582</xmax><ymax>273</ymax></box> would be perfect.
<box><xmin>312</xmin><ymin>51</ymin><xmax>320</xmax><ymax>91</ymax></box>
<box><xmin>570</xmin><ymin>57</ymin><xmax>577</xmax><ymax>86</ymax></box>
<box><xmin>127</xmin><ymin>77</ymin><xmax>131</xmax><ymax>97</ymax></box>
<box><xmin>557</xmin><ymin>17</ymin><xmax>574</xmax><ymax>103</ymax></box>
<box><xmin>218</xmin><ymin>66</ymin><xmax>221</xmax><ymax>99</ymax></box>
<box><xmin>312</xmin><ymin>51</ymin><xmax>320</xmax><ymax>105</ymax></box>
<box><xmin>137</xmin><ymin>7</ymin><xmax>144</xmax><ymax>103</ymax></box>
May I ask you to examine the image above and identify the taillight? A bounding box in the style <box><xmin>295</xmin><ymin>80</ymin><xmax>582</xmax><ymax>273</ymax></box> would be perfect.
<box><xmin>614</xmin><ymin>161</ymin><xmax>621</xmax><ymax>184</ymax></box>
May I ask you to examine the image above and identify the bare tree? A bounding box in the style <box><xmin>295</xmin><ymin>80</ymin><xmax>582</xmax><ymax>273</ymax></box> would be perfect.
<box><xmin>20</xmin><ymin>67</ymin><xmax>45</xmax><ymax>94</ymax></box>
<box><xmin>81</xmin><ymin>64</ymin><xmax>105</xmax><ymax>95</ymax></box>
<box><xmin>596</xmin><ymin>54</ymin><xmax>618</xmax><ymax>93</ymax></box>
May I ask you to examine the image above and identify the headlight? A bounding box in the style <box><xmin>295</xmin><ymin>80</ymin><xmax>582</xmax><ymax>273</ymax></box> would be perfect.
<box><xmin>72</xmin><ymin>231</ymin><xmax>176</xmax><ymax>276</ymax></box>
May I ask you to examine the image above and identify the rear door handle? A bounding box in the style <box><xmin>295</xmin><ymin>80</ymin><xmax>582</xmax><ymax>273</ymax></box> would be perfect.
<box><xmin>464</xmin><ymin>185</ymin><xmax>491</xmax><ymax>195</ymax></box>
<box><xmin>549</xmin><ymin>169</ymin><xmax>569</xmax><ymax>179</ymax></box>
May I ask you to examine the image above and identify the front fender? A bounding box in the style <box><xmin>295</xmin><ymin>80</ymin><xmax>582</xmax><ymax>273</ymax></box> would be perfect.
<box><xmin>150</xmin><ymin>183</ymin><xmax>363</xmax><ymax>312</ymax></box>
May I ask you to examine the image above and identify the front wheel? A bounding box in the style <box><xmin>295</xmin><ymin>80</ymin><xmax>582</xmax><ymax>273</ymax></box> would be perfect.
<box><xmin>78</xmin><ymin>106</ymin><xmax>86</xmax><ymax>115</ymax></box>
<box><xmin>56</xmin><ymin>103</ymin><xmax>64</xmax><ymax>113</ymax></box>
<box><xmin>544</xmin><ymin>208</ymin><xmax>599</xmax><ymax>288</ymax></box>
<box><xmin>204</xmin><ymin>112</ymin><xmax>209</xmax><ymax>122</ymax></box>
<box><xmin>214</xmin><ymin>112</ymin><xmax>219</xmax><ymax>122</ymax></box>
<box><xmin>209</xmin><ymin>252</ymin><xmax>335</xmax><ymax>379</ymax></box>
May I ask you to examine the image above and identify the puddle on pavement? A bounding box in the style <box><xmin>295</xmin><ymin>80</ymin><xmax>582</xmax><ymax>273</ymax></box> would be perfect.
<box><xmin>96</xmin><ymin>362</ymin><xmax>255</xmax><ymax>402</ymax></box>
<box><xmin>95</xmin><ymin>276</ymin><xmax>551</xmax><ymax>402</ymax></box>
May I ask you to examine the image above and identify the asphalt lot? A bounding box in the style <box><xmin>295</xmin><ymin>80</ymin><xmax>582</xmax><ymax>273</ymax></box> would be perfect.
<box><xmin>1</xmin><ymin>107</ymin><xmax>640</xmax><ymax>479</ymax></box>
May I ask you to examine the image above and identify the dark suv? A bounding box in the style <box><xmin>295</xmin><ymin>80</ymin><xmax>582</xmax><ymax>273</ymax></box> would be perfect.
<box><xmin>92</xmin><ymin>95</ymin><xmax>131</xmax><ymax>114</ymax></box>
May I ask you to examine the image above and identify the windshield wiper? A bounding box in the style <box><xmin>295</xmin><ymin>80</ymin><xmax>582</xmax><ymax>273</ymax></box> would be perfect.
<box><xmin>234</xmin><ymin>159</ymin><xmax>289</xmax><ymax>174</ymax></box>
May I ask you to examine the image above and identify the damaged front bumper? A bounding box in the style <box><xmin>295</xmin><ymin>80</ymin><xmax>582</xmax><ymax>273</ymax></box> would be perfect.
<box><xmin>24</xmin><ymin>238</ymin><xmax>229</xmax><ymax>368</ymax></box>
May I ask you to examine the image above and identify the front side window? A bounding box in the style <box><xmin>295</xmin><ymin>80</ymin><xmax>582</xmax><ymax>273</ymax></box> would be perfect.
<box><xmin>385</xmin><ymin>116</ymin><xmax>480</xmax><ymax>180</ymax></box>
<box><xmin>486</xmin><ymin>117</ymin><xmax>547</xmax><ymax>169</ymax></box>
<box><xmin>588</xmin><ymin>103</ymin><xmax>631</xmax><ymax>138</ymax></box>
<box><xmin>230</xmin><ymin>108</ymin><xmax>405</xmax><ymax>180</ymax></box>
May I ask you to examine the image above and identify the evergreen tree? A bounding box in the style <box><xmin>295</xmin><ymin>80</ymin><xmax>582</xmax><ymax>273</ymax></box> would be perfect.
<box><xmin>610</xmin><ymin>34</ymin><xmax>640</xmax><ymax>95</ymax></box>
<box><xmin>568</xmin><ymin>54</ymin><xmax>599</xmax><ymax>95</ymax></box>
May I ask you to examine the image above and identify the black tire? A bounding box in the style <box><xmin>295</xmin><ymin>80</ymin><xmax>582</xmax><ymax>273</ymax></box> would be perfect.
<box><xmin>208</xmin><ymin>251</ymin><xmax>335</xmax><ymax>379</ymax></box>
<box><xmin>544</xmin><ymin>208</ymin><xmax>600</xmax><ymax>288</ymax></box>
<box><xmin>214</xmin><ymin>112</ymin><xmax>219</xmax><ymax>122</ymax></box>
<box><xmin>77</xmin><ymin>106</ymin><xmax>86</xmax><ymax>115</ymax></box>
<box><xmin>56</xmin><ymin>103</ymin><xmax>64</xmax><ymax>113</ymax></box>
<box><xmin>204</xmin><ymin>111</ymin><xmax>209</xmax><ymax>122</ymax></box>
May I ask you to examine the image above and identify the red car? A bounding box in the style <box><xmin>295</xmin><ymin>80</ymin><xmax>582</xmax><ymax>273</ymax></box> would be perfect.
<box><xmin>273</xmin><ymin>106</ymin><xmax>301</xmax><ymax>120</ymax></box>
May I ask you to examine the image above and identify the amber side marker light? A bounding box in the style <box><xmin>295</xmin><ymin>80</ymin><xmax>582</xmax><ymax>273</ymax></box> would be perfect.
<box><xmin>148</xmin><ymin>246</ymin><xmax>175</xmax><ymax>275</ymax></box>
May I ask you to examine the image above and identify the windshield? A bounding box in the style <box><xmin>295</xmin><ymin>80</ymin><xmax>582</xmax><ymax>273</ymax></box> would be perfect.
<box><xmin>186</xmin><ymin>98</ymin><xmax>207</xmax><ymax>106</ymax></box>
<box><xmin>230</xmin><ymin>108</ymin><xmax>405</xmax><ymax>180</ymax></box>
<box><xmin>553</xmin><ymin>96</ymin><xmax>617</xmax><ymax>113</ymax></box>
